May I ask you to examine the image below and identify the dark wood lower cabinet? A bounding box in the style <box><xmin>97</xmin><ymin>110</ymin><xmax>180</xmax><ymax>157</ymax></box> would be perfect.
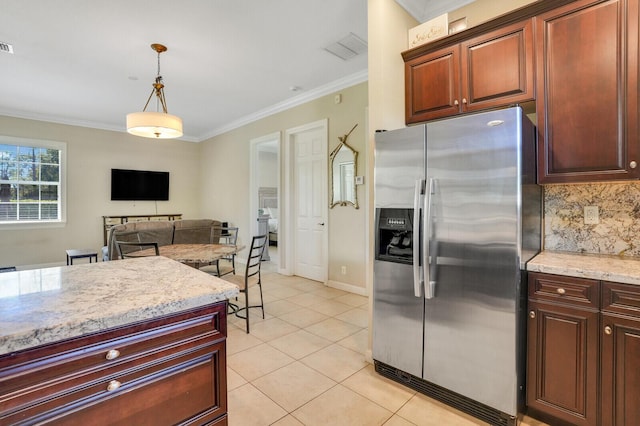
<box><xmin>526</xmin><ymin>299</ymin><xmax>599</xmax><ymax>426</ymax></box>
<box><xmin>528</xmin><ymin>274</ymin><xmax>640</xmax><ymax>426</ymax></box>
<box><xmin>0</xmin><ymin>302</ymin><xmax>228</xmax><ymax>425</ymax></box>
<box><xmin>601</xmin><ymin>281</ymin><xmax>640</xmax><ymax>426</ymax></box>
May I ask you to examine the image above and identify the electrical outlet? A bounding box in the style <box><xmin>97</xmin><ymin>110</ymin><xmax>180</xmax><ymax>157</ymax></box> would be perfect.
<box><xmin>584</xmin><ymin>206</ymin><xmax>599</xmax><ymax>224</ymax></box>
<box><xmin>341</xmin><ymin>265</ymin><xmax>347</xmax><ymax>275</ymax></box>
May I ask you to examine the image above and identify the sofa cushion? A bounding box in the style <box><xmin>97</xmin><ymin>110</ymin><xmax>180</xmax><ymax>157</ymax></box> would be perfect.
<box><xmin>173</xmin><ymin>219</ymin><xmax>222</xmax><ymax>244</ymax></box>
<box><xmin>108</xmin><ymin>221</ymin><xmax>175</xmax><ymax>260</ymax></box>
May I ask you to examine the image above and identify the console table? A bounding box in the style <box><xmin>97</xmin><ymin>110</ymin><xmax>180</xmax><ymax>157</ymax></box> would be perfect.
<box><xmin>102</xmin><ymin>214</ymin><xmax>182</xmax><ymax>246</ymax></box>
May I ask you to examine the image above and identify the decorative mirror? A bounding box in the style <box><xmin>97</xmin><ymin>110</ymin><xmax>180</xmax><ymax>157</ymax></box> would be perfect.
<box><xmin>330</xmin><ymin>124</ymin><xmax>359</xmax><ymax>209</ymax></box>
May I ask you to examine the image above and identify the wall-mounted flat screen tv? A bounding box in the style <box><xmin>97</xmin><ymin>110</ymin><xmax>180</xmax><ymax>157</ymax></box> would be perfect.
<box><xmin>111</xmin><ymin>168</ymin><xmax>169</xmax><ymax>201</ymax></box>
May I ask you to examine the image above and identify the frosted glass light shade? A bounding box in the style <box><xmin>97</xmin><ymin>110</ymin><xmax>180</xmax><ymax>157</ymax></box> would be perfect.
<box><xmin>126</xmin><ymin>111</ymin><xmax>183</xmax><ymax>139</ymax></box>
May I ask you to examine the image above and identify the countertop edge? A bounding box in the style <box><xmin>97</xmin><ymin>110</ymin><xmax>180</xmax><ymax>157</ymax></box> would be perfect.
<box><xmin>527</xmin><ymin>251</ymin><xmax>640</xmax><ymax>286</ymax></box>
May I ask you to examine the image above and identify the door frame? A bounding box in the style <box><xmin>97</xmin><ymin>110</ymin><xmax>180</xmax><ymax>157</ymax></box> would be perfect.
<box><xmin>249</xmin><ymin>131</ymin><xmax>282</xmax><ymax>272</ymax></box>
<box><xmin>283</xmin><ymin>119</ymin><xmax>328</xmax><ymax>279</ymax></box>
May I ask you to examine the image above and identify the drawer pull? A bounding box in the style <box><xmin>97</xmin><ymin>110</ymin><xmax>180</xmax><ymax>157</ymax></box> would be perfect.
<box><xmin>106</xmin><ymin>380</ymin><xmax>121</xmax><ymax>392</ymax></box>
<box><xmin>556</xmin><ymin>288</ymin><xmax>566</xmax><ymax>295</ymax></box>
<box><xmin>105</xmin><ymin>349</ymin><xmax>120</xmax><ymax>360</ymax></box>
<box><xmin>604</xmin><ymin>326</ymin><xmax>612</xmax><ymax>335</ymax></box>
<box><xmin>529</xmin><ymin>310</ymin><xmax>536</xmax><ymax>319</ymax></box>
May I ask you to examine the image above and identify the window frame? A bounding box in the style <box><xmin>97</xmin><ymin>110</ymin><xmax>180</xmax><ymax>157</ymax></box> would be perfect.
<box><xmin>0</xmin><ymin>135</ymin><xmax>67</xmax><ymax>229</ymax></box>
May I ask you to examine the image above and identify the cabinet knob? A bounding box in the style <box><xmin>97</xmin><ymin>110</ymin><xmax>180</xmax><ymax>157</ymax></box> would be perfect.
<box><xmin>106</xmin><ymin>380</ymin><xmax>121</xmax><ymax>392</ymax></box>
<box><xmin>556</xmin><ymin>287</ymin><xmax>566</xmax><ymax>295</ymax></box>
<box><xmin>462</xmin><ymin>98</ymin><xmax>467</xmax><ymax>104</ymax></box>
<box><xmin>604</xmin><ymin>325</ymin><xmax>612</xmax><ymax>335</ymax></box>
<box><xmin>454</xmin><ymin>100</ymin><xmax>459</xmax><ymax>106</ymax></box>
<box><xmin>630</xmin><ymin>161</ymin><xmax>637</xmax><ymax>169</ymax></box>
<box><xmin>105</xmin><ymin>349</ymin><xmax>120</xmax><ymax>360</ymax></box>
<box><xmin>529</xmin><ymin>310</ymin><xmax>536</xmax><ymax>319</ymax></box>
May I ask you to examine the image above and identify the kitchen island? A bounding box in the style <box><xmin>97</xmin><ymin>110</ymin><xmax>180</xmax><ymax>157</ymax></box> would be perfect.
<box><xmin>0</xmin><ymin>256</ymin><xmax>239</xmax><ymax>425</ymax></box>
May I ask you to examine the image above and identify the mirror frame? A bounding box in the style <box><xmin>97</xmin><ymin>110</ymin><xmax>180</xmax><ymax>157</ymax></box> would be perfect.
<box><xmin>329</xmin><ymin>139</ymin><xmax>359</xmax><ymax>209</ymax></box>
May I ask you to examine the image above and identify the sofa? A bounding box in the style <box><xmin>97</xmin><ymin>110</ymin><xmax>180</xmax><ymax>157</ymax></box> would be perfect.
<box><xmin>107</xmin><ymin>219</ymin><xmax>223</xmax><ymax>260</ymax></box>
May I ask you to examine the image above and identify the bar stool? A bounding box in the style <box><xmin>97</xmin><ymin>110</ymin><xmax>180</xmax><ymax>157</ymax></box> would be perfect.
<box><xmin>66</xmin><ymin>249</ymin><xmax>98</xmax><ymax>265</ymax></box>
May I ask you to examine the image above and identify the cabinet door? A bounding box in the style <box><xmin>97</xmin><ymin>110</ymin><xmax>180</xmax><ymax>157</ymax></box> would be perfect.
<box><xmin>601</xmin><ymin>280</ymin><xmax>640</xmax><ymax>426</ymax></box>
<box><xmin>601</xmin><ymin>314</ymin><xmax>640</xmax><ymax>426</ymax></box>
<box><xmin>461</xmin><ymin>19</ymin><xmax>535</xmax><ymax>112</ymax></box>
<box><xmin>527</xmin><ymin>300</ymin><xmax>599</xmax><ymax>426</ymax></box>
<box><xmin>536</xmin><ymin>0</ymin><xmax>640</xmax><ymax>183</ymax></box>
<box><xmin>405</xmin><ymin>45</ymin><xmax>461</xmax><ymax>123</ymax></box>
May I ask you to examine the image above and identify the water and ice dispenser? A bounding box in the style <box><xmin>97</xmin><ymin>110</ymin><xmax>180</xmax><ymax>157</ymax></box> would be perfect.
<box><xmin>375</xmin><ymin>208</ymin><xmax>415</xmax><ymax>264</ymax></box>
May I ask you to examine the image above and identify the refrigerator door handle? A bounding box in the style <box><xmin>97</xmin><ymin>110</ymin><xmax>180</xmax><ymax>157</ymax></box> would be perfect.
<box><xmin>424</xmin><ymin>178</ymin><xmax>436</xmax><ymax>299</ymax></box>
<box><xmin>412</xmin><ymin>179</ymin><xmax>424</xmax><ymax>298</ymax></box>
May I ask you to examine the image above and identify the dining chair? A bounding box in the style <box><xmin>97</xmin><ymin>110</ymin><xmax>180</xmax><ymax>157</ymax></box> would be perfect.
<box><xmin>115</xmin><ymin>241</ymin><xmax>160</xmax><ymax>259</ymax></box>
<box><xmin>200</xmin><ymin>227</ymin><xmax>239</xmax><ymax>277</ymax></box>
<box><xmin>222</xmin><ymin>234</ymin><xmax>267</xmax><ymax>333</ymax></box>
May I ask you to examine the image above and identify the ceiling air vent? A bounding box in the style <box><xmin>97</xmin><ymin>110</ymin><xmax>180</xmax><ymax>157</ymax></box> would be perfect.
<box><xmin>0</xmin><ymin>42</ymin><xmax>14</xmax><ymax>54</ymax></box>
<box><xmin>324</xmin><ymin>33</ymin><xmax>367</xmax><ymax>61</ymax></box>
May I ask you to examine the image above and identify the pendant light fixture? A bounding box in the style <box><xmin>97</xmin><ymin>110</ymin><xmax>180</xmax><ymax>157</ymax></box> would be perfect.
<box><xmin>126</xmin><ymin>43</ymin><xmax>183</xmax><ymax>139</ymax></box>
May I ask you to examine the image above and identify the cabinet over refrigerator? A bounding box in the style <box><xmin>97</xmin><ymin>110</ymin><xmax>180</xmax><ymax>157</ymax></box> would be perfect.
<box><xmin>373</xmin><ymin>106</ymin><xmax>541</xmax><ymax>426</ymax></box>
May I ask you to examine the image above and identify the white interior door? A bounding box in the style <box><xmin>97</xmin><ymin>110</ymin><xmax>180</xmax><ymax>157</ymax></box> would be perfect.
<box><xmin>285</xmin><ymin>120</ymin><xmax>327</xmax><ymax>282</ymax></box>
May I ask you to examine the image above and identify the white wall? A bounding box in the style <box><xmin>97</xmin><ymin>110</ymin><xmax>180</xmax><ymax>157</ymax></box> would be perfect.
<box><xmin>0</xmin><ymin>115</ymin><xmax>201</xmax><ymax>268</ymax></box>
<box><xmin>199</xmin><ymin>82</ymin><xmax>369</xmax><ymax>290</ymax></box>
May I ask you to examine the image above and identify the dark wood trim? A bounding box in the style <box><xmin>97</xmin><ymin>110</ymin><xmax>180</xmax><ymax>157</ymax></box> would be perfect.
<box><xmin>402</xmin><ymin>0</ymin><xmax>580</xmax><ymax>61</ymax></box>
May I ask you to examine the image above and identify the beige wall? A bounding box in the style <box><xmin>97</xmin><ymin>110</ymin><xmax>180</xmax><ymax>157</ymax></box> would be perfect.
<box><xmin>0</xmin><ymin>116</ymin><xmax>201</xmax><ymax>268</ymax></box>
<box><xmin>199</xmin><ymin>82</ymin><xmax>369</xmax><ymax>290</ymax></box>
<box><xmin>448</xmin><ymin>0</ymin><xmax>537</xmax><ymax>29</ymax></box>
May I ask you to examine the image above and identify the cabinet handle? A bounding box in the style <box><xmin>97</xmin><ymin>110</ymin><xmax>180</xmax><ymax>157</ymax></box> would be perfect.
<box><xmin>604</xmin><ymin>325</ymin><xmax>612</xmax><ymax>335</ymax></box>
<box><xmin>106</xmin><ymin>380</ymin><xmax>121</xmax><ymax>392</ymax></box>
<box><xmin>105</xmin><ymin>349</ymin><xmax>120</xmax><ymax>360</ymax></box>
<box><xmin>529</xmin><ymin>310</ymin><xmax>535</xmax><ymax>319</ymax></box>
<box><xmin>630</xmin><ymin>161</ymin><xmax>637</xmax><ymax>169</ymax></box>
<box><xmin>462</xmin><ymin>98</ymin><xmax>467</xmax><ymax>104</ymax></box>
<box><xmin>454</xmin><ymin>100</ymin><xmax>459</xmax><ymax>106</ymax></box>
<box><xmin>556</xmin><ymin>288</ymin><xmax>566</xmax><ymax>295</ymax></box>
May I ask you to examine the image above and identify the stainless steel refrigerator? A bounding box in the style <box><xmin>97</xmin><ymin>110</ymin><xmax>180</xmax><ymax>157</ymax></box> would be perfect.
<box><xmin>373</xmin><ymin>107</ymin><xmax>541</xmax><ymax>426</ymax></box>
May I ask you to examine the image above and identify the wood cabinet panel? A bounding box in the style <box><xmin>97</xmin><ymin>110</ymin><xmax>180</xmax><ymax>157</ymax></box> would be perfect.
<box><xmin>0</xmin><ymin>302</ymin><xmax>228</xmax><ymax>425</ymax></box>
<box><xmin>536</xmin><ymin>0</ymin><xmax>640</xmax><ymax>183</ymax></box>
<box><xmin>405</xmin><ymin>46</ymin><xmax>460</xmax><ymax>123</ymax></box>
<box><xmin>461</xmin><ymin>19</ymin><xmax>535</xmax><ymax>111</ymax></box>
<box><xmin>405</xmin><ymin>19</ymin><xmax>534</xmax><ymax>124</ymax></box>
<box><xmin>601</xmin><ymin>314</ymin><xmax>640</xmax><ymax>426</ymax></box>
<box><xmin>529</xmin><ymin>272</ymin><xmax>600</xmax><ymax>309</ymax></box>
<box><xmin>527</xmin><ymin>300</ymin><xmax>599</xmax><ymax>426</ymax></box>
<box><xmin>601</xmin><ymin>282</ymin><xmax>640</xmax><ymax>426</ymax></box>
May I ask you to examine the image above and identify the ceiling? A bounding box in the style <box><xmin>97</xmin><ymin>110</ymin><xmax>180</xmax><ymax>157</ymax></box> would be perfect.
<box><xmin>0</xmin><ymin>1</ymin><xmax>467</xmax><ymax>142</ymax></box>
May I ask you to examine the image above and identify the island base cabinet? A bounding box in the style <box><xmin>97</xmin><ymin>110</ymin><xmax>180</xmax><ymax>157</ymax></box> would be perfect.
<box><xmin>0</xmin><ymin>302</ymin><xmax>228</xmax><ymax>426</ymax></box>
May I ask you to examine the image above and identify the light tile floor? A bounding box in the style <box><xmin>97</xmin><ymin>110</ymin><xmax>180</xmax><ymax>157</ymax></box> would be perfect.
<box><xmin>225</xmin><ymin>268</ymin><xmax>550</xmax><ymax>426</ymax></box>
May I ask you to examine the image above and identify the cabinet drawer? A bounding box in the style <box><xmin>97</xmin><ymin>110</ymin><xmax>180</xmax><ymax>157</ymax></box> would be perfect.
<box><xmin>0</xmin><ymin>303</ymin><xmax>226</xmax><ymax>420</ymax></box>
<box><xmin>528</xmin><ymin>272</ymin><xmax>599</xmax><ymax>308</ymax></box>
<box><xmin>602</xmin><ymin>281</ymin><xmax>640</xmax><ymax>317</ymax></box>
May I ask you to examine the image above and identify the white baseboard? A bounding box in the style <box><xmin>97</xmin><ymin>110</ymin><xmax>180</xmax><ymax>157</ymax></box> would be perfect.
<box><xmin>326</xmin><ymin>280</ymin><xmax>367</xmax><ymax>296</ymax></box>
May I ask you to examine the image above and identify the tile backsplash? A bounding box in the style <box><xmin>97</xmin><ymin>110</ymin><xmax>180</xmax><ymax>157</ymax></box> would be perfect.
<box><xmin>544</xmin><ymin>182</ymin><xmax>640</xmax><ymax>256</ymax></box>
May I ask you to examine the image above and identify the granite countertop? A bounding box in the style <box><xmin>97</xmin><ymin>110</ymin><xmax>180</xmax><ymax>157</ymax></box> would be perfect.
<box><xmin>527</xmin><ymin>251</ymin><xmax>640</xmax><ymax>286</ymax></box>
<box><xmin>0</xmin><ymin>256</ymin><xmax>239</xmax><ymax>356</ymax></box>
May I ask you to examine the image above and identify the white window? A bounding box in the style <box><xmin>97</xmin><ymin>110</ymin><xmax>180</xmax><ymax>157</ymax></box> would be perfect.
<box><xmin>0</xmin><ymin>136</ymin><xmax>66</xmax><ymax>225</ymax></box>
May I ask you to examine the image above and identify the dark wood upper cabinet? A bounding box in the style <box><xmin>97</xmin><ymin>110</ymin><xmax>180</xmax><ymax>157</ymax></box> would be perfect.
<box><xmin>536</xmin><ymin>0</ymin><xmax>640</xmax><ymax>183</ymax></box>
<box><xmin>405</xmin><ymin>19</ymin><xmax>534</xmax><ymax>123</ymax></box>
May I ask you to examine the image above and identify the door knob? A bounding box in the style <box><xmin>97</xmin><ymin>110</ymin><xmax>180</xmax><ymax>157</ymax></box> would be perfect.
<box><xmin>630</xmin><ymin>161</ymin><xmax>637</xmax><ymax>169</ymax></box>
<box><xmin>604</xmin><ymin>325</ymin><xmax>612</xmax><ymax>335</ymax></box>
<box><xmin>454</xmin><ymin>100</ymin><xmax>459</xmax><ymax>106</ymax></box>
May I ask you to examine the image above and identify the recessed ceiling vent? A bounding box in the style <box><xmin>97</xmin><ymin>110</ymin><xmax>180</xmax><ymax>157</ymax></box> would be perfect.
<box><xmin>0</xmin><ymin>42</ymin><xmax>14</xmax><ymax>54</ymax></box>
<box><xmin>324</xmin><ymin>33</ymin><xmax>367</xmax><ymax>61</ymax></box>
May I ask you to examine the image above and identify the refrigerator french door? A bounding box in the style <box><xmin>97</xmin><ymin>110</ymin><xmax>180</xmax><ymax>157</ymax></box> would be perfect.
<box><xmin>373</xmin><ymin>107</ymin><xmax>540</xmax><ymax>426</ymax></box>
